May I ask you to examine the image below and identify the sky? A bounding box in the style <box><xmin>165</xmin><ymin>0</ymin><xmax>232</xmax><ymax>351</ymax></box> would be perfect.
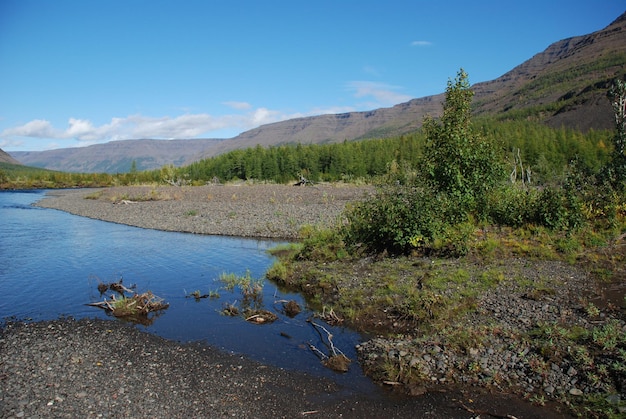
<box><xmin>0</xmin><ymin>1</ymin><xmax>624</xmax><ymax>152</ymax></box>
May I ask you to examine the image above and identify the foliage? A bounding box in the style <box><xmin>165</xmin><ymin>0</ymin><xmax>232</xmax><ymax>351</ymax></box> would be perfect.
<box><xmin>0</xmin><ymin>162</ymin><xmax>117</xmax><ymax>189</ymax></box>
<box><xmin>338</xmin><ymin>70</ymin><xmax>626</xmax><ymax>257</ymax></box>
<box><xmin>343</xmin><ymin>185</ymin><xmax>449</xmax><ymax>255</ymax></box>
<box><xmin>342</xmin><ymin>70</ymin><xmax>507</xmax><ymax>255</ymax></box>
<box><xmin>421</xmin><ymin>69</ymin><xmax>506</xmax><ymax>215</ymax></box>
<box><xmin>600</xmin><ymin>77</ymin><xmax>626</xmax><ymax>192</ymax></box>
<box><xmin>297</xmin><ymin>225</ymin><xmax>347</xmax><ymax>261</ymax></box>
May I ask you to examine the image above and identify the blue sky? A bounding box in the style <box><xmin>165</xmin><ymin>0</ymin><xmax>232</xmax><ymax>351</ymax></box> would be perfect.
<box><xmin>1</xmin><ymin>1</ymin><xmax>624</xmax><ymax>152</ymax></box>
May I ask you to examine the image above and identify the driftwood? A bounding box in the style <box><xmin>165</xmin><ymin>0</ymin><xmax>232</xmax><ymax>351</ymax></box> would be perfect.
<box><xmin>316</xmin><ymin>306</ymin><xmax>343</xmax><ymax>325</ymax></box>
<box><xmin>88</xmin><ymin>291</ymin><xmax>169</xmax><ymax>318</ymax></box>
<box><xmin>97</xmin><ymin>278</ymin><xmax>135</xmax><ymax>295</ymax></box>
<box><xmin>244</xmin><ymin>309</ymin><xmax>278</xmax><ymax>324</ymax></box>
<box><xmin>89</xmin><ymin>279</ymin><xmax>168</xmax><ymax>326</ymax></box>
<box><xmin>293</xmin><ymin>175</ymin><xmax>313</xmax><ymax>186</ymax></box>
<box><xmin>308</xmin><ymin>320</ymin><xmax>351</xmax><ymax>372</ymax></box>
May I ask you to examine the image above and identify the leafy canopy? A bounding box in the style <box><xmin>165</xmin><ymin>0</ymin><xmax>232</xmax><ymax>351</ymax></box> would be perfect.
<box><xmin>422</xmin><ymin>68</ymin><xmax>505</xmax><ymax>214</ymax></box>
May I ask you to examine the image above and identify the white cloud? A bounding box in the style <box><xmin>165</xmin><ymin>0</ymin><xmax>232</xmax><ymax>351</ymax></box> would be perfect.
<box><xmin>2</xmin><ymin>119</ymin><xmax>58</xmax><ymax>138</ymax></box>
<box><xmin>411</xmin><ymin>40</ymin><xmax>432</xmax><ymax>47</ymax></box>
<box><xmin>223</xmin><ymin>101</ymin><xmax>252</xmax><ymax>110</ymax></box>
<box><xmin>250</xmin><ymin>108</ymin><xmax>282</xmax><ymax>125</ymax></box>
<box><xmin>0</xmin><ymin>107</ymin><xmax>305</xmax><ymax>148</ymax></box>
<box><xmin>346</xmin><ymin>81</ymin><xmax>412</xmax><ymax>106</ymax></box>
<box><xmin>0</xmin><ymin>95</ymin><xmax>398</xmax><ymax>150</ymax></box>
<box><xmin>66</xmin><ymin>118</ymin><xmax>96</xmax><ymax>138</ymax></box>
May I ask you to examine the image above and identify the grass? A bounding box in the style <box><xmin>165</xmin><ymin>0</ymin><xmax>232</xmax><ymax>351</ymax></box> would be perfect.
<box><xmin>219</xmin><ymin>270</ymin><xmax>264</xmax><ymax>308</ymax></box>
<box><xmin>270</xmin><ymin>215</ymin><xmax>626</xmax><ymax>417</ymax></box>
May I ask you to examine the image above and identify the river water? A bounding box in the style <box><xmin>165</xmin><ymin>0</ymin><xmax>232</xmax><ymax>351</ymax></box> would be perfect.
<box><xmin>0</xmin><ymin>190</ymin><xmax>376</xmax><ymax>392</ymax></box>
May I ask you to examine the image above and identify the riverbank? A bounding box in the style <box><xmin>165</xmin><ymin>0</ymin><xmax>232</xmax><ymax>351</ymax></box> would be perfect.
<box><xmin>1</xmin><ymin>317</ymin><xmax>570</xmax><ymax>418</ymax></box>
<box><xmin>34</xmin><ymin>184</ymin><xmax>373</xmax><ymax>239</ymax></box>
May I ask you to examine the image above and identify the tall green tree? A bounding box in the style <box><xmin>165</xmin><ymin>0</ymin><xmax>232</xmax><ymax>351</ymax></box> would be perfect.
<box><xmin>422</xmin><ymin>69</ymin><xmax>505</xmax><ymax>214</ymax></box>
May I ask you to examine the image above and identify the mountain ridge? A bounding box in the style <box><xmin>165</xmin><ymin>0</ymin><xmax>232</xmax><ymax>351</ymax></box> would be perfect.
<box><xmin>7</xmin><ymin>11</ymin><xmax>626</xmax><ymax>173</ymax></box>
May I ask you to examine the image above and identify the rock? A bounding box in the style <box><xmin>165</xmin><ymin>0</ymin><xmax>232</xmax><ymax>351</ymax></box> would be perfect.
<box><xmin>569</xmin><ymin>388</ymin><xmax>583</xmax><ymax>396</ymax></box>
<box><xmin>606</xmin><ymin>394</ymin><xmax>620</xmax><ymax>405</ymax></box>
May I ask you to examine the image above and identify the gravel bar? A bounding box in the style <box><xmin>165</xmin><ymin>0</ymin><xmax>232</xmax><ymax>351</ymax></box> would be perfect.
<box><xmin>33</xmin><ymin>184</ymin><xmax>374</xmax><ymax>239</ymax></box>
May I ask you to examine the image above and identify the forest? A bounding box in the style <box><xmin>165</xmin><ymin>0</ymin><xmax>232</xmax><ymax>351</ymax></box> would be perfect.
<box><xmin>166</xmin><ymin>118</ymin><xmax>612</xmax><ymax>186</ymax></box>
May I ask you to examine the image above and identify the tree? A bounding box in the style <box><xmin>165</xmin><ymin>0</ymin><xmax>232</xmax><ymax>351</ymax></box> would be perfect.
<box><xmin>422</xmin><ymin>69</ymin><xmax>505</xmax><ymax>214</ymax></box>
<box><xmin>605</xmin><ymin>78</ymin><xmax>626</xmax><ymax>191</ymax></box>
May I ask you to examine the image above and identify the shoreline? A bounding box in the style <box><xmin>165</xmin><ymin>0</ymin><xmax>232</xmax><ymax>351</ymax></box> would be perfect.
<box><xmin>0</xmin><ymin>184</ymin><xmax>575</xmax><ymax>417</ymax></box>
<box><xmin>1</xmin><ymin>318</ymin><xmax>567</xmax><ymax>418</ymax></box>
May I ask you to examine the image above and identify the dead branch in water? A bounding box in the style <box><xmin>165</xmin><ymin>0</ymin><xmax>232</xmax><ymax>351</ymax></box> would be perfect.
<box><xmin>244</xmin><ymin>309</ymin><xmax>278</xmax><ymax>324</ymax></box>
<box><xmin>96</xmin><ymin>278</ymin><xmax>135</xmax><ymax>295</ymax></box>
<box><xmin>316</xmin><ymin>306</ymin><xmax>343</xmax><ymax>325</ymax></box>
<box><xmin>307</xmin><ymin>320</ymin><xmax>351</xmax><ymax>372</ymax></box>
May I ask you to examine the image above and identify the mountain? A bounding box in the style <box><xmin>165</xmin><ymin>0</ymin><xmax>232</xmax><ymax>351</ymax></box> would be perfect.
<box><xmin>11</xmin><ymin>139</ymin><xmax>222</xmax><ymax>173</ymax></box>
<box><xmin>191</xmin><ymin>94</ymin><xmax>445</xmax><ymax>162</ymax></box>
<box><xmin>9</xmin><ymin>12</ymin><xmax>626</xmax><ymax>173</ymax></box>
<box><xmin>0</xmin><ymin>148</ymin><xmax>22</xmax><ymax>165</ymax></box>
<box><xmin>471</xmin><ymin>12</ymin><xmax>626</xmax><ymax>132</ymax></box>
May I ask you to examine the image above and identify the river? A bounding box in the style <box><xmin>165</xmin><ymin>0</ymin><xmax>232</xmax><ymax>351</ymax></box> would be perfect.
<box><xmin>0</xmin><ymin>190</ymin><xmax>375</xmax><ymax>392</ymax></box>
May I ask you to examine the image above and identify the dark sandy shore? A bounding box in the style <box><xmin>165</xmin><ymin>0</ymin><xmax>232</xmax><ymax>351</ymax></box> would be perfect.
<box><xmin>0</xmin><ymin>185</ymin><xmax>571</xmax><ymax>418</ymax></box>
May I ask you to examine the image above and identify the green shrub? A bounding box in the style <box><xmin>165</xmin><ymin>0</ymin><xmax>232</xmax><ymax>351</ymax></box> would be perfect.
<box><xmin>298</xmin><ymin>225</ymin><xmax>347</xmax><ymax>262</ymax></box>
<box><xmin>265</xmin><ymin>260</ymin><xmax>288</xmax><ymax>283</ymax></box>
<box><xmin>342</xmin><ymin>185</ymin><xmax>452</xmax><ymax>254</ymax></box>
<box><xmin>487</xmin><ymin>185</ymin><xmax>538</xmax><ymax>227</ymax></box>
<box><xmin>431</xmin><ymin>222</ymin><xmax>475</xmax><ymax>257</ymax></box>
<box><xmin>534</xmin><ymin>186</ymin><xmax>585</xmax><ymax>230</ymax></box>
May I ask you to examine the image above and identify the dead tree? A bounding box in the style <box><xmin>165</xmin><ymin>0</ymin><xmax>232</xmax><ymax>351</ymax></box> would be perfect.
<box><xmin>510</xmin><ymin>148</ymin><xmax>531</xmax><ymax>185</ymax></box>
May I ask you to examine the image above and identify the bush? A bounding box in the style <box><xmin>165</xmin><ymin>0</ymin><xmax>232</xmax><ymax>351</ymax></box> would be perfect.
<box><xmin>342</xmin><ymin>185</ymin><xmax>462</xmax><ymax>255</ymax></box>
<box><xmin>298</xmin><ymin>225</ymin><xmax>347</xmax><ymax>262</ymax></box>
<box><xmin>487</xmin><ymin>185</ymin><xmax>538</xmax><ymax>227</ymax></box>
<box><xmin>534</xmin><ymin>186</ymin><xmax>586</xmax><ymax>230</ymax></box>
<box><xmin>430</xmin><ymin>221</ymin><xmax>475</xmax><ymax>257</ymax></box>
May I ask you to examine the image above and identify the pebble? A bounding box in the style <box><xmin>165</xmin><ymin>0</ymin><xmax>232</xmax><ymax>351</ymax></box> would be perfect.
<box><xmin>569</xmin><ymin>388</ymin><xmax>583</xmax><ymax>396</ymax></box>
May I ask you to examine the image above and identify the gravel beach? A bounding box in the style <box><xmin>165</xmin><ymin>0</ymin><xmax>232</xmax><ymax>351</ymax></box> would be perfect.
<box><xmin>33</xmin><ymin>184</ymin><xmax>373</xmax><ymax>239</ymax></box>
<box><xmin>0</xmin><ymin>185</ymin><xmax>588</xmax><ymax>417</ymax></box>
<box><xmin>0</xmin><ymin>318</ymin><xmax>566</xmax><ymax>418</ymax></box>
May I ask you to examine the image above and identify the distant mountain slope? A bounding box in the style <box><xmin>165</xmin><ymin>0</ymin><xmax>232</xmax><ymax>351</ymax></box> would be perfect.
<box><xmin>192</xmin><ymin>94</ymin><xmax>445</xmax><ymax>161</ymax></box>
<box><xmin>0</xmin><ymin>148</ymin><xmax>22</xmax><ymax>165</ymax></box>
<box><xmin>11</xmin><ymin>139</ymin><xmax>222</xmax><ymax>173</ymax></box>
<box><xmin>472</xmin><ymin>11</ymin><xmax>626</xmax><ymax>131</ymax></box>
<box><xmin>9</xmin><ymin>11</ymin><xmax>626</xmax><ymax>173</ymax></box>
